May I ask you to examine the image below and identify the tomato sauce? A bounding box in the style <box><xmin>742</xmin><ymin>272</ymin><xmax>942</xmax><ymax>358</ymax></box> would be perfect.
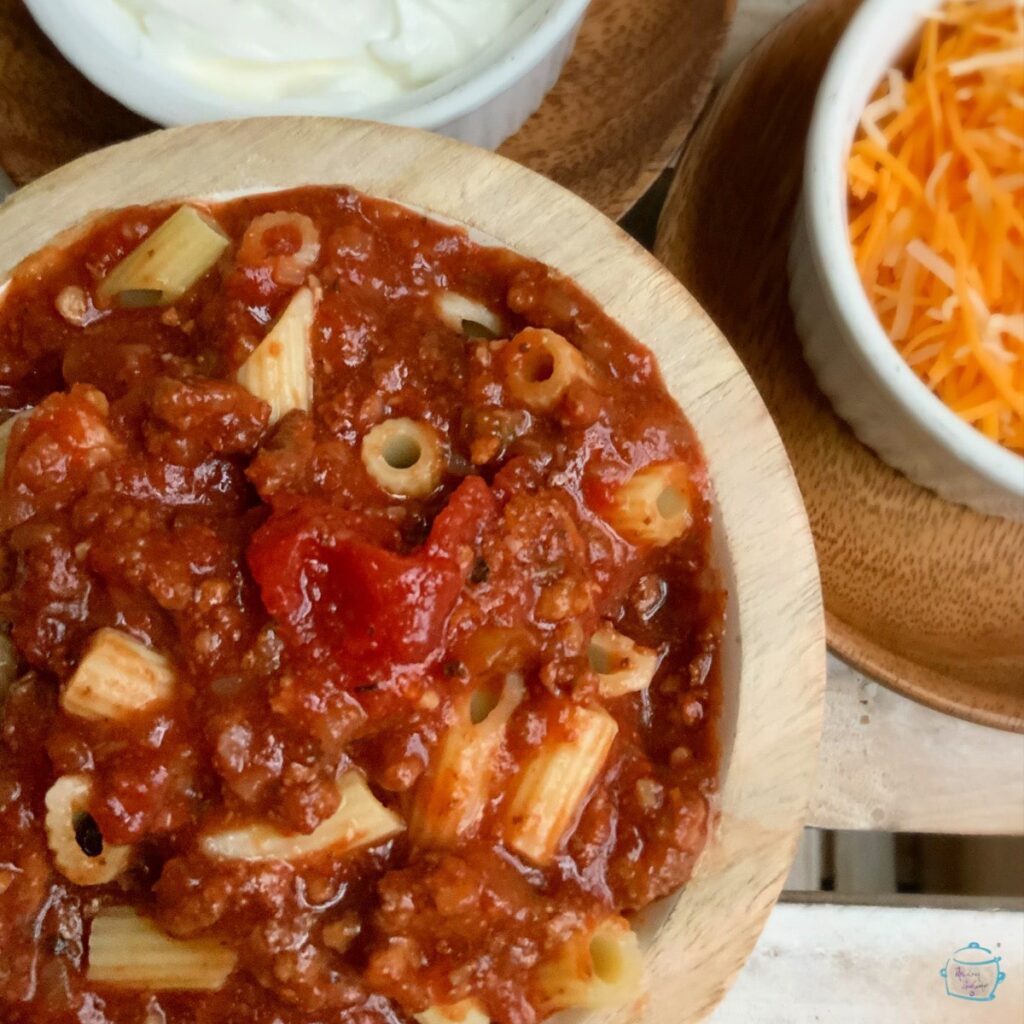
<box><xmin>0</xmin><ymin>187</ymin><xmax>723</xmax><ymax>1024</ymax></box>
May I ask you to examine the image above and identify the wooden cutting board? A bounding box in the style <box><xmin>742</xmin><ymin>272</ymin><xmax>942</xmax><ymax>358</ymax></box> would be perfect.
<box><xmin>656</xmin><ymin>0</ymin><xmax>1024</xmax><ymax>732</ymax></box>
<box><xmin>0</xmin><ymin>0</ymin><xmax>733</xmax><ymax>220</ymax></box>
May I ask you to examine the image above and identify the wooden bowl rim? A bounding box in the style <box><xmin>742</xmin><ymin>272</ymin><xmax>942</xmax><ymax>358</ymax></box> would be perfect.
<box><xmin>0</xmin><ymin>117</ymin><xmax>826</xmax><ymax>1022</ymax></box>
<box><xmin>828</xmin><ymin>614</ymin><xmax>1023</xmax><ymax>731</ymax></box>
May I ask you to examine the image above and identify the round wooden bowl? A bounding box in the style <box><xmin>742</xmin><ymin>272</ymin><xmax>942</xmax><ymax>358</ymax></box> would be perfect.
<box><xmin>0</xmin><ymin>119</ymin><xmax>825</xmax><ymax>1023</ymax></box>
<box><xmin>656</xmin><ymin>0</ymin><xmax>1024</xmax><ymax>732</ymax></box>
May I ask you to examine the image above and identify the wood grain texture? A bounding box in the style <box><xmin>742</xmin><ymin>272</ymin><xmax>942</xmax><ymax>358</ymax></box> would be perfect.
<box><xmin>501</xmin><ymin>0</ymin><xmax>734</xmax><ymax>219</ymax></box>
<box><xmin>655</xmin><ymin>0</ymin><xmax>1024</xmax><ymax>733</ymax></box>
<box><xmin>0</xmin><ymin>0</ymin><xmax>732</xmax><ymax>221</ymax></box>
<box><xmin>0</xmin><ymin>118</ymin><xmax>824</xmax><ymax>1023</ymax></box>
<box><xmin>0</xmin><ymin>0</ymin><xmax>150</xmax><ymax>184</ymax></box>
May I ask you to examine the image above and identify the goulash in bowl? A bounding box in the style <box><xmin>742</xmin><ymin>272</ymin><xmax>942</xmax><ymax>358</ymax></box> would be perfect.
<box><xmin>0</xmin><ymin>187</ymin><xmax>723</xmax><ymax>1024</ymax></box>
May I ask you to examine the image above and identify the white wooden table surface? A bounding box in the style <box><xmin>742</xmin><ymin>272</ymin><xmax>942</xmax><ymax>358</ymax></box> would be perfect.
<box><xmin>814</xmin><ymin>657</ymin><xmax>1024</xmax><ymax>835</ymax></box>
<box><xmin>713</xmin><ymin>897</ymin><xmax>1024</xmax><ymax>1023</ymax></box>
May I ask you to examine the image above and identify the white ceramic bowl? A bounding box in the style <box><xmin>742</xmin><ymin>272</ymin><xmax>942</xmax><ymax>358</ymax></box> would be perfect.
<box><xmin>23</xmin><ymin>0</ymin><xmax>591</xmax><ymax>150</ymax></box>
<box><xmin>789</xmin><ymin>0</ymin><xmax>1024</xmax><ymax>521</ymax></box>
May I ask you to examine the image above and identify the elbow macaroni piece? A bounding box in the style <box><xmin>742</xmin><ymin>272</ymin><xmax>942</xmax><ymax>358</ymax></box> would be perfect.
<box><xmin>202</xmin><ymin>770</ymin><xmax>404</xmax><ymax>862</ymax></box>
<box><xmin>44</xmin><ymin>774</ymin><xmax>132</xmax><ymax>886</ymax></box>
<box><xmin>435</xmin><ymin>291</ymin><xmax>504</xmax><ymax>339</ymax></box>
<box><xmin>61</xmin><ymin>628</ymin><xmax>176</xmax><ymax>721</ymax></box>
<box><xmin>239</xmin><ymin>211</ymin><xmax>320</xmax><ymax>287</ymax></box>
<box><xmin>539</xmin><ymin>916</ymin><xmax>642</xmax><ymax>1011</ymax></box>
<box><xmin>97</xmin><ymin>205</ymin><xmax>229</xmax><ymax>307</ymax></box>
<box><xmin>603</xmin><ymin>462</ymin><xmax>694</xmax><ymax>546</ymax></box>
<box><xmin>415</xmin><ymin>1001</ymin><xmax>490</xmax><ymax>1024</ymax></box>
<box><xmin>503</xmin><ymin>328</ymin><xmax>593</xmax><ymax>412</ymax></box>
<box><xmin>87</xmin><ymin>906</ymin><xmax>237</xmax><ymax>990</ymax></box>
<box><xmin>361</xmin><ymin>417</ymin><xmax>445</xmax><ymax>498</ymax></box>
<box><xmin>410</xmin><ymin>674</ymin><xmax>525</xmax><ymax>847</ymax></box>
<box><xmin>588</xmin><ymin>624</ymin><xmax>660</xmax><ymax>697</ymax></box>
<box><xmin>504</xmin><ymin>703</ymin><xmax>618</xmax><ymax>865</ymax></box>
<box><xmin>236</xmin><ymin>285</ymin><xmax>316</xmax><ymax>425</ymax></box>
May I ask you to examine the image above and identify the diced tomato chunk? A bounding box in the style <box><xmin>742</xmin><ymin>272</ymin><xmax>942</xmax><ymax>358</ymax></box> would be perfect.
<box><xmin>248</xmin><ymin>477</ymin><xmax>496</xmax><ymax>684</ymax></box>
<box><xmin>424</xmin><ymin>474</ymin><xmax>496</xmax><ymax>560</ymax></box>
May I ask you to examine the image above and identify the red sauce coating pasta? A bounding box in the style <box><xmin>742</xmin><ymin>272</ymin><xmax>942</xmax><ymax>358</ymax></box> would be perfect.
<box><xmin>0</xmin><ymin>186</ymin><xmax>723</xmax><ymax>1024</ymax></box>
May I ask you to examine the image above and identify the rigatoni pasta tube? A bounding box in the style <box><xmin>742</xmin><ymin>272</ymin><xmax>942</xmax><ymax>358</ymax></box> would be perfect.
<box><xmin>236</xmin><ymin>285</ymin><xmax>316</xmax><ymax>425</ymax></box>
<box><xmin>410</xmin><ymin>674</ymin><xmax>525</xmax><ymax>847</ymax></box>
<box><xmin>603</xmin><ymin>462</ymin><xmax>694</xmax><ymax>546</ymax></box>
<box><xmin>538</xmin><ymin>916</ymin><xmax>642</xmax><ymax>1011</ymax></box>
<box><xmin>61</xmin><ymin>628</ymin><xmax>176</xmax><ymax>721</ymax></box>
<box><xmin>588</xmin><ymin>624</ymin><xmax>659</xmax><ymax>697</ymax></box>
<box><xmin>97</xmin><ymin>205</ymin><xmax>229</xmax><ymax>307</ymax></box>
<box><xmin>361</xmin><ymin>418</ymin><xmax>445</xmax><ymax>498</ymax></box>
<box><xmin>202</xmin><ymin>769</ymin><xmax>403</xmax><ymax>862</ymax></box>
<box><xmin>502</xmin><ymin>328</ymin><xmax>593</xmax><ymax>412</ymax></box>
<box><xmin>435</xmin><ymin>290</ymin><xmax>504</xmax><ymax>339</ymax></box>
<box><xmin>87</xmin><ymin>906</ymin><xmax>237</xmax><ymax>990</ymax></box>
<box><xmin>504</xmin><ymin>703</ymin><xmax>618</xmax><ymax>865</ymax></box>
<box><xmin>415</xmin><ymin>1000</ymin><xmax>490</xmax><ymax>1024</ymax></box>
<box><xmin>44</xmin><ymin>774</ymin><xmax>132</xmax><ymax>886</ymax></box>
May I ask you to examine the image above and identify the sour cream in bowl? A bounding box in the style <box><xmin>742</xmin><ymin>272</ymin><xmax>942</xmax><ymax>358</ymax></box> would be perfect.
<box><xmin>109</xmin><ymin>0</ymin><xmax>535</xmax><ymax>107</ymax></box>
<box><xmin>23</xmin><ymin>0</ymin><xmax>592</xmax><ymax>148</ymax></box>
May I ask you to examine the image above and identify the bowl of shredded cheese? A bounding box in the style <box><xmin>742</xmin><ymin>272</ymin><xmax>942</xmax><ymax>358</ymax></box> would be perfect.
<box><xmin>790</xmin><ymin>0</ymin><xmax>1024</xmax><ymax>520</ymax></box>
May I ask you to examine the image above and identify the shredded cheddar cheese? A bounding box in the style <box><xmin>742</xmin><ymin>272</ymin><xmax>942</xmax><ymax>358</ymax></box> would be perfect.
<box><xmin>848</xmin><ymin>0</ymin><xmax>1024</xmax><ymax>452</ymax></box>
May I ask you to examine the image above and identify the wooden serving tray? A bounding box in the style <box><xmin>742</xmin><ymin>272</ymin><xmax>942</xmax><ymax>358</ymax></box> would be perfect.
<box><xmin>656</xmin><ymin>0</ymin><xmax>1024</xmax><ymax>732</ymax></box>
<box><xmin>0</xmin><ymin>0</ymin><xmax>732</xmax><ymax>220</ymax></box>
